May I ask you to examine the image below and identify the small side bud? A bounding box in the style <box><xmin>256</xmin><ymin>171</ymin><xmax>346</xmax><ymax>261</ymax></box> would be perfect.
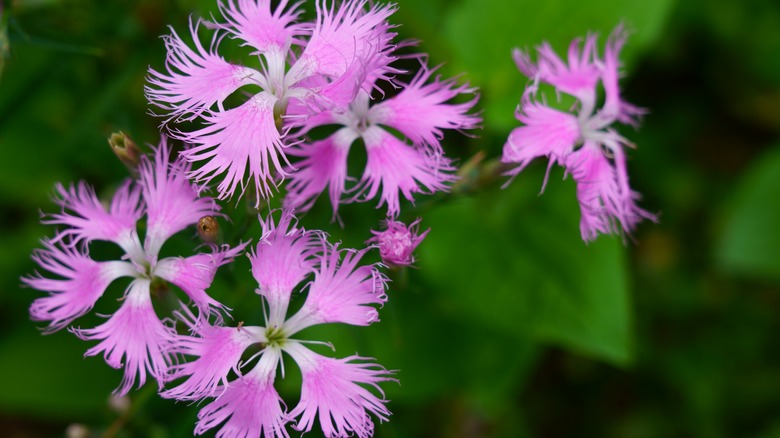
<box><xmin>108</xmin><ymin>131</ymin><xmax>141</xmax><ymax>174</ymax></box>
<box><xmin>367</xmin><ymin>218</ymin><xmax>430</xmax><ymax>267</ymax></box>
<box><xmin>197</xmin><ymin>215</ymin><xmax>219</xmax><ymax>243</ymax></box>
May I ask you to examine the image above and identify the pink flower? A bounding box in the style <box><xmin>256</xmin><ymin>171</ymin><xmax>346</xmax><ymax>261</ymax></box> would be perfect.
<box><xmin>146</xmin><ymin>0</ymin><xmax>398</xmax><ymax>206</ymax></box>
<box><xmin>502</xmin><ymin>25</ymin><xmax>655</xmax><ymax>242</ymax></box>
<box><xmin>367</xmin><ymin>218</ymin><xmax>429</xmax><ymax>267</ymax></box>
<box><xmin>284</xmin><ymin>61</ymin><xmax>480</xmax><ymax>217</ymax></box>
<box><xmin>23</xmin><ymin>140</ymin><xmax>246</xmax><ymax>395</ymax></box>
<box><xmin>164</xmin><ymin>210</ymin><xmax>394</xmax><ymax>438</ymax></box>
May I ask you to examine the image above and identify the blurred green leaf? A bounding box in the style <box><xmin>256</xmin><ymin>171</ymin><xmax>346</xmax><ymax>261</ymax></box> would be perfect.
<box><xmin>299</xmin><ymin>281</ymin><xmax>539</xmax><ymax>405</ymax></box>
<box><xmin>0</xmin><ymin>327</ymin><xmax>119</xmax><ymax>420</ymax></box>
<box><xmin>418</xmin><ymin>169</ymin><xmax>633</xmax><ymax>365</ymax></box>
<box><xmin>716</xmin><ymin>146</ymin><xmax>780</xmax><ymax>283</ymax></box>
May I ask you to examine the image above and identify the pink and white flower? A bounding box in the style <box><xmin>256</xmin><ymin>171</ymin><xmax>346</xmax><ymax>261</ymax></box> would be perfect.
<box><xmin>146</xmin><ymin>0</ymin><xmax>399</xmax><ymax>206</ymax></box>
<box><xmin>23</xmin><ymin>140</ymin><xmax>246</xmax><ymax>395</ymax></box>
<box><xmin>502</xmin><ymin>25</ymin><xmax>656</xmax><ymax>241</ymax></box>
<box><xmin>367</xmin><ymin>218</ymin><xmax>429</xmax><ymax>267</ymax></box>
<box><xmin>163</xmin><ymin>210</ymin><xmax>394</xmax><ymax>438</ymax></box>
<box><xmin>284</xmin><ymin>62</ymin><xmax>480</xmax><ymax>217</ymax></box>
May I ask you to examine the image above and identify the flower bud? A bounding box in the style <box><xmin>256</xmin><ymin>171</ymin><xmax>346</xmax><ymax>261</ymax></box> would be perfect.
<box><xmin>197</xmin><ymin>215</ymin><xmax>219</xmax><ymax>243</ymax></box>
<box><xmin>367</xmin><ymin>218</ymin><xmax>430</xmax><ymax>267</ymax></box>
<box><xmin>108</xmin><ymin>131</ymin><xmax>141</xmax><ymax>174</ymax></box>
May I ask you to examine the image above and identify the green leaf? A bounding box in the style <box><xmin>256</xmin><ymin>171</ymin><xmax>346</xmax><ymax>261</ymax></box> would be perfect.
<box><xmin>297</xmin><ymin>280</ymin><xmax>539</xmax><ymax>405</ymax></box>
<box><xmin>0</xmin><ymin>327</ymin><xmax>120</xmax><ymax>421</ymax></box>
<box><xmin>418</xmin><ymin>168</ymin><xmax>633</xmax><ymax>365</ymax></box>
<box><xmin>716</xmin><ymin>146</ymin><xmax>780</xmax><ymax>283</ymax></box>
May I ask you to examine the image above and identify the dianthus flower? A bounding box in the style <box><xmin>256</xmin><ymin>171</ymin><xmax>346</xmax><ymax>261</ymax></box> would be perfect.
<box><xmin>162</xmin><ymin>210</ymin><xmax>394</xmax><ymax>438</ymax></box>
<box><xmin>502</xmin><ymin>25</ymin><xmax>655</xmax><ymax>241</ymax></box>
<box><xmin>284</xmin><ymin>61</ymin><xmax>480</xmax><ymax>217</ymax></box>
<box><xmin>23</xmin><ymin>141</ymin><xmax>245</xmax><ymax>395</ymax></box>
<box><xmin>146</xmin><ymin>0</ymin><xmax>398</xmax><ymax>206</ymax></box>
<box><xmin>367</xmin><ymin>218</ymin><xmax>429</xmax><ymax>267</ymax></box>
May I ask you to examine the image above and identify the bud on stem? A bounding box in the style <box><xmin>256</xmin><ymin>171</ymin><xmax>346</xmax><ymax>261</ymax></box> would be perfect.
<box><xmin>197</xmin><ymin>215</ymin><xmax>219</xmax><ymax>243</ymax></box>
<box><xmin>108</xmin><ymin>131</ymin><xmax>141</xmax><ymax>175</ymax></box>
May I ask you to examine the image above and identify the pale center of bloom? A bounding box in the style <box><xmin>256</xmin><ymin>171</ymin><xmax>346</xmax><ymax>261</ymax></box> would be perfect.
<box><xmin>260</xmin><ymin>48</ymin><xmax>290</xmax><ymax>100</ymax></box>
<box><xmin>132</xmin><ymin>258</ymin><xmax>153</xmax><ymax>278</ymax></box>
<box><xmin>263</xmin><ymin>325</ymin><xmax>287</xmax><ymax>349</ymax></box>
<box><xmin>116</xmin><ymin>229</ymin><xmax>171</xmax><ymax>284</ymax></box>
<box><xmin>334</xmin><ymin>90</ymin><xmax>375</xmax><ymax>136</ymax></box>
<box><xmin>575</xmin><ymin>94</ymin><xmax>619</xmax><ymax>153</ymax></box>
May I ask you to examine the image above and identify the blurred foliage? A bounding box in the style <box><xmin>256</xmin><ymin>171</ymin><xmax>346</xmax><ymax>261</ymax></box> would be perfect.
<box><xmin>1</xmin><ymin>0</ymin><xmax>780</xmax><ymax>437</ymax></box>
<box><xmin>716</xmin><ymin>146</ymin><xmax>780</xmax><ymax>282</ymax></box>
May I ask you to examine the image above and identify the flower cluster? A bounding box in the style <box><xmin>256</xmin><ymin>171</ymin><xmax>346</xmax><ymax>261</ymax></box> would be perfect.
<box><xmin>502</xmin><ymin>25</ymin><xmax>655</xmax><ymax>241</ymax></box>
<box><xmin>147</xmin><ymin>0</ymin><xmax>399</xmax><ymax>205</ymax></box>
<box><xmin>25</xmin><ymin>1</ymin><xmax>481</xmax><ymax>435</ymax></box>
<box><xmin>22</xmin><ymin>0</ymin><xmax>661</xmax><ymax>436</ymax></box>
<box><xmin>147</xmin><ymin>0</ymin><xmax>479</xmax><ymax>217</ymax></box>
<box><xmin>162</xmin><ymin>211</ymin><xmax>394</xmax><ymax>438</ymax></box>
<box><xmin>24</xmin><ymin>142</ymin><xmax>245</xmax><ymax>395</ymax></box>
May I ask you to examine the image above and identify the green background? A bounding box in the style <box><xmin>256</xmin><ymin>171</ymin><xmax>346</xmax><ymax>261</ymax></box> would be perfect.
<box><xmin>1</xmin><ymin>0</ymin><xmax>780</xmax><ymax>436</ymax></box>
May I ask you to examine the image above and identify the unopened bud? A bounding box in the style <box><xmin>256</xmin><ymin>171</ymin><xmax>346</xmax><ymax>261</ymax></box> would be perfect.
<box><xmin>108</xmin><ymin>131</ymin><xmax>141</xmax><ymax>174</ymax></box>
<box><xmin>197</xmin><ymin>215</ymin><xmax>219</xmax><ymax>243</ymax></box>
<box><xmin>367</xmin><ymin>218</ymin><xmax>430</xmax><ymax>267</ymax></box>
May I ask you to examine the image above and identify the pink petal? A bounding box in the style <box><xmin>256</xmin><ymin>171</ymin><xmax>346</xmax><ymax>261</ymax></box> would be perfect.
<box><xmin>44</xmin><ymin>180</ymin><xmax>144</xmax><ymax>252</ymax></box>
<box><xmin>177</xmin><ymin>92</ymin><xmax>288</xmax><ymax>206</ymax></box>
<box><xmin>23</xmin><ymin>240</ymin><xmax>135</xmax><ymax>333</ymax></box>
<box><xmin>354</xmin><ymin>126</ymin><xmax>456</xmax><ymax>217</ymax></box>
<box><xmin>289</xmin><ymin>0</ymin><xmax>396</xmax><ymax>84</ymax></box>
<box><xmin>284</xmin><ymin>245</ymin><xmax>387</xmax><ymax>334</ymax></box>
<box><xmin>162</xmin><ymin>307</ymin><xmax>260</xmax><ymax>401</ymax></box>
<box><xmin>284</xmin><ymin>128</ymin><xmax>357</xmax><ymax>215</ymax></box>
<box><xmin>501</xmin><ymin>84</ymin><xmax>581</xmax><ymax>179</ymax></box>
<box><xmin>565</xmin><ymin>143</ymin><xmax>655</xmax><ymax>242</ymax></box>
<box><xmin>146</xmin><ymin>18</ymin><xmax>261</xmax><ymax>122</ymax></box>
<box><xmin>216</xmin><ymin>0</ymin><xmax>308</xmax><ymax>54</ymax></box>
<box><xmin>154</xmin><ymin>243</ymin><xmax>247</xmax><ymax>320</ymax></box>
<box><xmin>249</xmin><ymin>211</ymin><xmax>323</xmax><ymax>327</ymax></box>
<box><xmin>371</xmin><ymin>62</ymin><xmax>480</xmax><ymax>152</ymax></box>
<box><xmin>360</xmin><ymin>19</ymin><xmax>402</xmax><ymax>91</ymax></box>
<box><xmin>314</xmin><ymin>56</ymin><xmax>368</xmax><ymax>108</ymax></box>
<box><xmin>512</xmin><ymin>47</ymin><xmax>538</xmax><ymax>78</ymax></box>
<box><xmin>514</xmin><ymin>34</ymin><xmax>600</xmax><ymax>104</ymax></box>
<box><xmin>139</xmin><ymin>139</ymin><xmax>220</xmax><ymax>257</ymax></box>
<box><xmin>593</xmin><ymin>24</ymin><xmax>647</xmax><ymax>128</ymax></box>
<box><xmin>286</xmin><ymin>344</ymin><xmax>394</xmax><ymax>438</ymax></box>
<box><xmin>310</xmin><ymin>16</ymin><xmax>398</xmax><ymax>109</ymax></box>
<box><xmin>195</xmin><ymin>349</ymin><xmax>289</xmax><ymax>438</ymax></box>
<box><xmin>284</xmin><ymin>96</ymin><xmax>337</xmax><ymax>135</ymax></box>
<box><xmin>72</xmin><ymin>279</ymin><xmax>176</xmax><ymax>396</ymax></box>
